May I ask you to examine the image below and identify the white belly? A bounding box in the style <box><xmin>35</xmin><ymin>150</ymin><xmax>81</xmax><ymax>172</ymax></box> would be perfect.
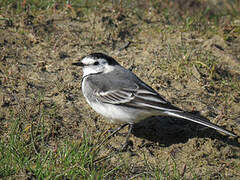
<box><xmin>88</xmin><ymin>100</ymin><xmax>151</xmax><ymax>124</ymax></box>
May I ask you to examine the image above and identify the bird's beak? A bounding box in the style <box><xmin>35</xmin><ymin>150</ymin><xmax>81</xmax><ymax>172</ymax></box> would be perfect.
<box><xmin>72</xmin><ymin>61</ymin><xmax>84</xmax><ymax>66</ymax></box>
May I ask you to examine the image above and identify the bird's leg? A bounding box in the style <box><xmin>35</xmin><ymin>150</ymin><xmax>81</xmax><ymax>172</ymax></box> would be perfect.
<box><xmin>121</xmin><ymin>124</ymin><xmax>133</xmax><ymax>151</ymax></box>
<box><xmin>96</xmin><ymin>123</ymin><xmax>128</xmax><ymax>149</ymax></box>
<box><xmin>108</xmin><ymin>123</ymin><xmax>129</xmax><ymax>140</ymax></box>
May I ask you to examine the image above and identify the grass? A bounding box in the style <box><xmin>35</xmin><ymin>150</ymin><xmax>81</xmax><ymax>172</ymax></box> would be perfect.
<box><xmin>0</xmin><ymin>114</ymin><xmax>120</xmax><ymax>179</ymax></box>
<box><xmin>0</xmin><ymin>0</ymin><xmax>240</xmax><ymax>179</ymax></box>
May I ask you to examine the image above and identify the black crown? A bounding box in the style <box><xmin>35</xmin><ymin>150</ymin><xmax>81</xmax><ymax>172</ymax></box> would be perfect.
<box><xmin>89</xmin><ymin>53</ymin><xmax>119</xmax><ymax>65</ymax></box>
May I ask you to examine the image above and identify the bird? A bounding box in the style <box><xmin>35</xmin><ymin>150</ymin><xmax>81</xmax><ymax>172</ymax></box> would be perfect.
<box><xmin>72</xmin><ymin>52</ymin><xmax>237</xmax><ymax>149</ymax></box>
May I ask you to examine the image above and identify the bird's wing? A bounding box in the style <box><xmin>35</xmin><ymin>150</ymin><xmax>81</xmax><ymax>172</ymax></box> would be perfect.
<box><xmin>95</xmin><ymin>88</ymin><xmax>136</xmax><ymax>104</ymax></box>
<box><xmin>95</xmin><ymin>82</ymin><xmax>181</xmax><ymax>112</ymax></box>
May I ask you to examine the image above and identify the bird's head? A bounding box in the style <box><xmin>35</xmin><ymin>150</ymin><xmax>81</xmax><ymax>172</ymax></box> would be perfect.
<box><xmin>72</xmin><ymin>53</ymin><xmax>119</xmax><ymax>77</ymax></box>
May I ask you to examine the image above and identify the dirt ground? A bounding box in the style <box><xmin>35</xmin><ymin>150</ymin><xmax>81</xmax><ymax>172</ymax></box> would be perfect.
<box><xmin>0</xmin><ymin>0</ymin><xmax>240</xmax><ymax>179</ymax></box>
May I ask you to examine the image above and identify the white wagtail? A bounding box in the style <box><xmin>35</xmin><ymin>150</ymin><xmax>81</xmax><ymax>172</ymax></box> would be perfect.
<box><xmin>72</xmin><ymin>53</ymin><xmax>237</xmax><ymax>148</ymax></box>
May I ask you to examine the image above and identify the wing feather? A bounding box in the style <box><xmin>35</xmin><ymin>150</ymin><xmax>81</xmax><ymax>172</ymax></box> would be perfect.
<box><xmin>96</xmin><ymin>89</ymin><xmax>135</xmax><ymax>104</ymax></box>
<box><xmin>95</xmin><ymin>83</ymin><xmax>181</xmax><ymax>112</ymax></box>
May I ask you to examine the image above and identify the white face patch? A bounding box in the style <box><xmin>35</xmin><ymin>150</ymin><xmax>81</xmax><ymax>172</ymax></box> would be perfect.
<box><xmin>82</xmin><ymin>66</ymin><xmax>98</xmax><ymax>77</ymax></box>
<box><xmin>81</xmin><ymin>56</ymin><xmax>115</xmax><ymax>77</ymax></box>
<box><xmin>81</xmin><ymin>57</ymin><xmax>96</xmax><ymax>65</ymax></box>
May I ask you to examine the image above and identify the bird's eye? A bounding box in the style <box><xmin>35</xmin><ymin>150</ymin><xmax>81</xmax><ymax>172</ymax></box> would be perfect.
<box><xmin>93</xmin><ymin>61</ymin><xmax>99</xmax><ymax>65</ymax></box>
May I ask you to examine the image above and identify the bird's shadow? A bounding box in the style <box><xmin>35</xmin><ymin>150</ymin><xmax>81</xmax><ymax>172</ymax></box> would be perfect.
<box><xmin>131</xmin><ymin>115</ymin><xmax>240</xmax><ymax>148</ymax></box>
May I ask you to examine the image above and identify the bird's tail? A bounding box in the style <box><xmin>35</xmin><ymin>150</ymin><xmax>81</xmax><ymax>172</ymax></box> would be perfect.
<box><xmin>165</xmin><ymin>111</ymin><xmax>237</xmax><ymax>137</ymax></box>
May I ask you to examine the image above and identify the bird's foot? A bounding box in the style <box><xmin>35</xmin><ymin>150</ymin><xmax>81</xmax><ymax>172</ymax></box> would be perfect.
<box><xmin>120</xmin><ymin>140</ymin><xmax>133</xmax><ymax>152</ymax></box>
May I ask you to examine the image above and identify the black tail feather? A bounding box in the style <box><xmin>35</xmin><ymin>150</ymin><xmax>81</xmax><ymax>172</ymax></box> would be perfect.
<box><xmin>165</xmin><ymin>111</ymin><xmax>237</xmax><ymax>137</ymax></box>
